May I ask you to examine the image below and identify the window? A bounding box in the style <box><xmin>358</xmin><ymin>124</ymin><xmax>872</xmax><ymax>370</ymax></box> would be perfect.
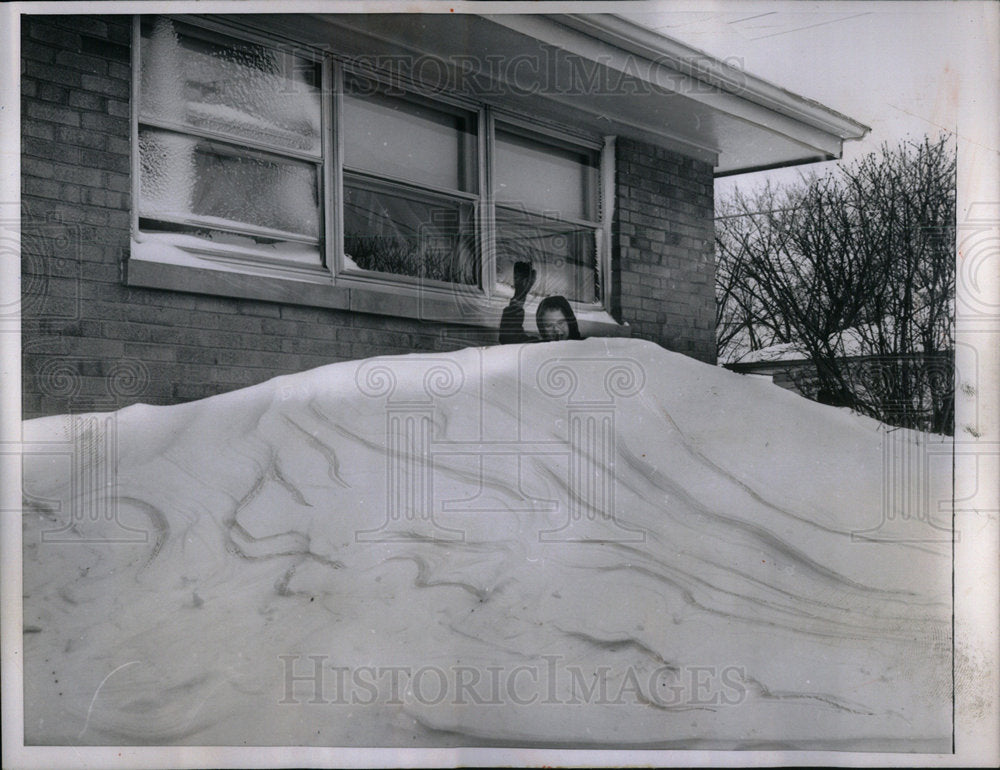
<box><xmin>136</xmin><ymin>17</ymin><xmax>326</xmax><ymax>271</ymax></box>
<box><xmin>132</xmin><ymin>16</ymin><xmax>614</xmax><ymax>324</ymax></box>
<box><xmin>341</xmin><ymin>78</ymin><xmax>479</xmax><ymax>286</ymax></box>
<box><xmin>493</xmin><ymin>127</ymin><xmax>601</xmax><ymax>304</ymax></box>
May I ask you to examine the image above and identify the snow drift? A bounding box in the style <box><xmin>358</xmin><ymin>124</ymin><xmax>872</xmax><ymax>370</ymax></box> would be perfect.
<box><xmin>21</xmin><ymin>338</ymin><xmax>952</xmax><ymax>749</ymax></box>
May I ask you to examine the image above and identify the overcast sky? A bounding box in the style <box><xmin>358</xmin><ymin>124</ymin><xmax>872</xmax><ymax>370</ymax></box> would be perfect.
<box><xmin>620</xmin><ymin>0</ymin><xmax>981</xmax><ymax>200</ymax></box>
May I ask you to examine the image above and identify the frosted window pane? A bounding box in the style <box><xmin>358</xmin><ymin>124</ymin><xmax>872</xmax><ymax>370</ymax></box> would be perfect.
<box><xmin>139</xmin><ymin>129</ymin><xmax>320</xmax><ymax>238</ymax></box>
<box><xmin>343</xmin><ymin>87</ymin><xmax>476</xmax><ymax>193</ymax></box>
<box><xmin>494</xmin><ymin>130</ymin><xmax>597</xmax><ymax>221</ymax></box>
<box><xmin>344</xmin><ymin>180</ymin><xmax>477</xmax><ymax>285</ymax></box>
<box><xmin>495</xmin><ymin>208</ymin><xmax>598</xmax><ymax>303</ymax></box>
<box><xmin>140</xmin><ymin>17</ymin><xmax>322</xmax><ymax>156</ymax></box>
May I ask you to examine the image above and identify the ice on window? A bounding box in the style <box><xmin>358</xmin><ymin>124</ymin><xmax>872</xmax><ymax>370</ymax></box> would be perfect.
<box><xmin>138</xmin><ymin>130</ymin><xmax>197</xmax><ymax>215</ymax></box>
<box><xmin>139</xmin><ymin>129</ymin><xmax>320</xmax><ymax>239</ymax></box>
<box><xmin>140</xmin><ymin>17</ymin><xmax>322</xmax><ymax>156</ymax></box>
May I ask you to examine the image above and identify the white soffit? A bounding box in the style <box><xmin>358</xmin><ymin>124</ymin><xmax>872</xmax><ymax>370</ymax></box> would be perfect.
<box><xmin>229</xmin><ymin>12</ymin><xmax>869</xmax><ymax>176</ymax></box>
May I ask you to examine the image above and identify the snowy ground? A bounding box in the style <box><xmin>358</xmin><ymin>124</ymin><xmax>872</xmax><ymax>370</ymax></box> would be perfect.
<box><xmin>21</xmin><ymin>338</ymin><xmax>953</xmax><ymax>749</ymax></box>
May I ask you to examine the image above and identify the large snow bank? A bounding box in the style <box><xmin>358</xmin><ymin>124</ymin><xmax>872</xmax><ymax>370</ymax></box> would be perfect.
<box><xmin>21</xmin><ymin>338</ymin><xmax>952</xmax><ymax>749</ymax></box>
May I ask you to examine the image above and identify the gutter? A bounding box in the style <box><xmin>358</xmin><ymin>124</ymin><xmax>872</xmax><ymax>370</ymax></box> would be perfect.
<box><xmin>556</xmin><ymin>13</ymin><xmax>870</xmax><ymax>142</ymax></box>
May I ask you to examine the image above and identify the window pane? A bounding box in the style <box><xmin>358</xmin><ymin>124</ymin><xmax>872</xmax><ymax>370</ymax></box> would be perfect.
<box><xmin>343</xmin><ymin>180</ymin><xmax>477</xmax><ymax>285</ymax></box>
<box><xmin>495</xmin><ymin>208</ymin><xmax>598</xmax><ymax>303</ymax></box>
<box><xmin>139</xmin><ymin>129</ymin><xmax>320</xmax><ymax>239</ymax></box>
<box><xmin>343</xmin><ymin>84</ymin><xmax>477</xmax><ymax>193</ymax></box>
<box><xmin>140</xmin><ymin>17</ymin><xmax>322</xmax><ymax>156</ymax></box>
<box><xmin>494</xmin><ymin>129</ymin><xmax>598</xmax><ymax>221</ymax></box>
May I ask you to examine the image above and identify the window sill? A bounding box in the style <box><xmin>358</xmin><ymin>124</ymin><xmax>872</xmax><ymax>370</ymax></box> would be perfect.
<box><xmin>126</xmin><ymin>241</ymin><xmax>631</xmax><ymax>338</ymax></box>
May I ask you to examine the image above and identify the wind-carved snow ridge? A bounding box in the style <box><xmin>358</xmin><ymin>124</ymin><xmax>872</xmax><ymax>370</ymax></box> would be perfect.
<box><xmin>22</xmin><ymin>339</ymin><xmax>952</xmax><ymax>749</ymax></box>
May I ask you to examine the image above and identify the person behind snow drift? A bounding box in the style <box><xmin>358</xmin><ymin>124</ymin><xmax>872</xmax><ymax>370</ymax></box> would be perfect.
<box><xmin>498</xmin><ymin>261</ymin><xmax>582</xmax><ymax>343</ymax></box>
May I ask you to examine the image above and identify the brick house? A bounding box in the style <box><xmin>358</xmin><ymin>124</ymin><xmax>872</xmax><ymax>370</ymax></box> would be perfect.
<box><xmin>19</xmin><ymin>11</ymin><xmax>867</xmax><ymax>417</ymax></box>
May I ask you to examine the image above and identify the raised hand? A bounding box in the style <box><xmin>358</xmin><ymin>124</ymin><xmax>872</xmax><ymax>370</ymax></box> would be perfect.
<box><xmin>512</xmin><ymin>261</ymin><xmax>537</xmax><ymax>302</ymax></box>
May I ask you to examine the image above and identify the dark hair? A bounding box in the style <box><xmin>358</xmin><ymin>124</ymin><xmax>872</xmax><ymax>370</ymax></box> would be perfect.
<box><xmin>536</xmin><ymin>295</ymin><xmax>582</xmax><ymax>340</ymax></box>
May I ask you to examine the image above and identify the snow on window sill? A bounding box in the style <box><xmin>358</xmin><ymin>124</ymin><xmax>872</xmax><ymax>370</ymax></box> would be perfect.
<box><xmin>132</xmin><ymin>231</ymin><xmax>329</xmax><ymax>282</ymax></box>
<box><xmin>127</xmin><ymin>235</ymin><xmax>630</xmax><ymax>336</ymax></box>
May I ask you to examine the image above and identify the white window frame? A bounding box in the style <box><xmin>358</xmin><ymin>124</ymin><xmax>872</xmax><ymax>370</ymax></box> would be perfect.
<box><xmin>128</xmin><ymin>15</ymin><xmax>621</xmax><ymax>330</ymax></box>
<box><xmin>130</xmin><ymin>16</ymin><xmax>333</xmax><ymax>283</ymax></box>
<box><xmin>334</xmin><ymin>64</ymin><xmax>485</xmax><ymax>296</ymax></box>
<box><xmin>490</xmin><ymin>114</ymin><xmax>605</xmax><ymax>307</ymax></box>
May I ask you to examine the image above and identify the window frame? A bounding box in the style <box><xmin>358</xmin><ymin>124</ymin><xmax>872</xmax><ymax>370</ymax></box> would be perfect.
<box><xmin>129</xmin><ymin>15</ymin><xmax>622</xmax><ymax>331</ymax></box>
<box><xmin>491</xmin><ymin>118</ymin><xmax>604</xmax><ymax>305</ymax></box>
<box><xmin>335</xmin><ymin>64</ymin><xmax>485</xmax><ymax>294</ymax></box>
<box><xmin>131</xmin><ymin>16</ymin><xmax>332</xmax><ymax>280</ymax></box>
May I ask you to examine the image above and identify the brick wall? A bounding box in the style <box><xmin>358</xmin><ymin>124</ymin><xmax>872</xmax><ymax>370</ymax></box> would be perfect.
<box><xmin>20</xmin><ymin>15</ymin><xmax>490</xmax><ymax>418</ymax></box>
<box><xmin>612</xmin><ymin>138</ymin><xmax>716</xmax><ymax>363</ymax></box>
<box><xmin>21</xmin><ymin>16</ymin><xmax>718</xmax><ymax>418</ymax></box>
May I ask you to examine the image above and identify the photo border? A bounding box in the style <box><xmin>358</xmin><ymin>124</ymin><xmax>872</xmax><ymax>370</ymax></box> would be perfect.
<box><xmin>2</xmin><ymin>1</ymin><xmax>997</xmax><ymax>767</ymax></box>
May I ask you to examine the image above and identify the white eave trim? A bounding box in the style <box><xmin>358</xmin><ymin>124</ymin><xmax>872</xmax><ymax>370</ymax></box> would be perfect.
<box><xmin>555</xmin><ymin>13</ymin><xmax>870</xmax><ymax>142</ymax></box>
<box><xmin>237</xmin><ymin>10</ymin><xmax>866</xmax><ymax>174</ymax></box>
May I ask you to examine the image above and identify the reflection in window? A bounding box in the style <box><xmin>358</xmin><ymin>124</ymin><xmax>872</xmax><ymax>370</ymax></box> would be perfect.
<box><xmin>342</xmin><ymin>80</ymin><xmax>479</xmax><ymax>286</ymax></box>
<box><xmin>495</xmin><ymin>209</ymin><xmax>598</xmax><ymax>303</ymax></box>
<box><xmin>494</xmin><ymin>127</ymin><xmax>600</xmax><ymax>304</ymax></box>
<box><xmin>343</xmin><ymin>181</ymin><xmax>477</xmax><ymax>285</ymax></box>
<box><xmin>343</xmin><ymin>85</ymin><xmax>477</xmax><ymax>193</ymax></box>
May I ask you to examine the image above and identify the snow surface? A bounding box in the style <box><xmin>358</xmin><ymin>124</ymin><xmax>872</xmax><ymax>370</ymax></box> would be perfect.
<box><xmin>22</xmin><ymin>338</ymin><xmax>952</xmax><ymax>748</ymax></box>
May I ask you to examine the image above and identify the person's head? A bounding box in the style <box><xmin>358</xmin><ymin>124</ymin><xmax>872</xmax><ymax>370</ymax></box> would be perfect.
<box><xmin>536</xmin><ymin>295</ymin><xmax>581</xmax><ymax>342</ymax></box>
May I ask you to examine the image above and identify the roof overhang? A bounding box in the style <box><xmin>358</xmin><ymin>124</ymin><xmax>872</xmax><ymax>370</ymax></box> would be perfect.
<box><xmin>219</xmin><ymin>12</ymin><xmax>869</xmax><ymax>176</ymax></box>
